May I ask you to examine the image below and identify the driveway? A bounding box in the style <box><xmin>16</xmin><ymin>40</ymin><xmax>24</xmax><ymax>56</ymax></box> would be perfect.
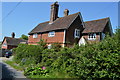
<box><xmin>0</xmin><ymin>57</ymin><xmax>30</xmax><ymax>80</ymax></box>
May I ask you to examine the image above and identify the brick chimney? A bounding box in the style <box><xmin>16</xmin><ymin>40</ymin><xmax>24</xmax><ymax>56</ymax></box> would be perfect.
<box><xmin>11</xmin><ymin>32</ymin><xmax>15</xmax><ymax>38</ymax></box>
<box><xmin>64</xmin><ymin>9</ymin><xmax>69</xmax><ymax>16</ymax></box>
<box><xmin>49</xmin><ymin>1</ymin><xmax>59</xmax><ymax>24</ymax></box>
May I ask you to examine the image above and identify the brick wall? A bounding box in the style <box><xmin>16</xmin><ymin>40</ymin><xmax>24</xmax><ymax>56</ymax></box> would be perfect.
<box><xmin>42</xmin><ymin>30</ymin><xmax>64</xmax><ymax>43</ymax></box>
<box><xmin>28</xmin><ymin>34</ymin><xmax>42</xmax><ymax>45</ymax></box>
<box><xmin>2</xmin><ymin>39</ymin><xmax>7</xmax><ymax>49</ymax></box>
<box><xmin>28</xmin><ymin>30</ymin><xmax>64</xmax><ymax>45</ymax></box>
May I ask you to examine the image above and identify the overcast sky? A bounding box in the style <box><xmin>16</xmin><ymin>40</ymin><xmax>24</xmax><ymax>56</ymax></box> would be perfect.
<box><xmin>1</xmin><ymin>2</ymin><xmax>118</xmax><ymax>41</ymax></box>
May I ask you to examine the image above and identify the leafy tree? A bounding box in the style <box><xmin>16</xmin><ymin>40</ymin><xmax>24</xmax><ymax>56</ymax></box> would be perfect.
<box><xmin>20</xmin><ymin>34</ymin><xmax>28</xmax><ymax>40</ymax></box>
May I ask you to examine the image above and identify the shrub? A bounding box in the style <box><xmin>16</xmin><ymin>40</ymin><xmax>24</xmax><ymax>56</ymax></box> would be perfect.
<box><xmin>24</xmin><ymin>65</ymin><xmax>49</xmax><ymax>77</ymax></box>
<box><xmin>13</xmin><ymin>44</ymin><xmax>43</xmax><ymax>64</ymax></box>
<box><xmin>51</xmin><ymin>43</ymin><xmax>62</xmax><ymax>51</ymax></box>
<box><xmin>13</xmin><ymin>29</ymin><xmax>120</xmax><ymax>78</ymax></box>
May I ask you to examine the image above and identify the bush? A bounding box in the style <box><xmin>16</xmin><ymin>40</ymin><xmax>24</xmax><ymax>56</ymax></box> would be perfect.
<box><xmin>13</xmin><ymin>29</ymin><xmax>120</xmax><ymax>78</ymax></box>
<box><xmin>51</xmin><ymin>43</ymin><xmax>62</xmax><ymax>51</ymax></box>
<box><xmin>13</xmin><ymin>44</ymin><xmax>43</xmax><ymax>65</ymax></box>
<box><xmin>24</xmin><ymin>65</ymin><xmax>49</xmax><ymax>77</ymax></box>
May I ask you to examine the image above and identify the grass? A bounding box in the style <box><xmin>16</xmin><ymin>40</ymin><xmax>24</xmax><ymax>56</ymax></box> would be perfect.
<box><xmin>26</xmin><ymin>71</ymin><xmax>71</xmax><ymax>79</ymax></box>
<box><xmin>4</xmin><ymin>60</ymin><xmax>23</xmax><ymax>71</ymax></box>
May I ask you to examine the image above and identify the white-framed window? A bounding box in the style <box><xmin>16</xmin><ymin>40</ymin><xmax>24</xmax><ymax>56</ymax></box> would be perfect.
<box><xmin>48</xmin><ymin>31</ymin><xmax>55</xmax><ymax>37</ymax></box>
<box><xmin>33</xmin><ymin>33</ymin><xmax>38</xmax><ymax>38</ymax></box>
<box><xmin>74</xmin><ymin>29</ymin><xmax>80</xmax><ymax>38</ymax></box>
<box><xmin>3</xmin><ymin>43</ymin><xmax>7</xmax><ymax>47</ymax></box>
<box><xmin>88</xmin><ymin>33</ymin><xmax>96</xmax><ymax>40</ymax></box>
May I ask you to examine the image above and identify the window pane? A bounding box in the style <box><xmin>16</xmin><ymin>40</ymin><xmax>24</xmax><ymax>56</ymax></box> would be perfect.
<box><xmin>48</xmin><ymin>31</ymin><xmax>55</xmax><ymax>37</ymax></box>
<box><xmin>75</xmin><ymin>29</ymin><xmax>80</xmax><ymax>38</ymax></box>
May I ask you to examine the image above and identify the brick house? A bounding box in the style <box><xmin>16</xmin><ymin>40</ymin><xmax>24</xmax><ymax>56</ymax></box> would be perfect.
<box><xmin>28</xmin><ymin>2</ymin><xmax>113</xmax><ymax>47</ymax></box>
<box><xmin>79</xmin><ymin>17</ymin><xmax>113</xmax><ymax>45</ymax></box>
<box><xmin>2</xmin><ymin>32</ymin><xmax>27</xmax><ymax>50</ymax></box>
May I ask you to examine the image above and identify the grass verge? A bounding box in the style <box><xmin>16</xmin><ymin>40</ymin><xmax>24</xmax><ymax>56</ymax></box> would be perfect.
<box><xmin>4</xmin><ymin>60</ymin><xmax>23</xmax><ymax>71</ymax></box>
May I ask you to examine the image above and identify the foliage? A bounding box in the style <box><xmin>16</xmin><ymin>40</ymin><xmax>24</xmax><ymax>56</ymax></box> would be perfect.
<box><xmin>13</xmin><ymin>44</ymin><xmax>43</xmax><ymax>65</ymax></box>
<box><xmin>20</xmin><ymin>34</ymin><xmax>28</xmax><ymax>40</ymax></box>
<box><xmin>24</xmin><ymin>65</ymin><xmax>49</xmax><ymax>77</ymax></box>
<box><xmin>13</xmin><ymin>29</ymin><xmax>120</xmax><ymax>78</ymax></box>
<box><xmin>51</xmin><ymin>43</ymin><xmax>62</xmax><ymax>51</ymax></box>
<box><xmin>37</xmin><ymin>39</ymin><xmax>47</xmax><ymax>49</ymax></box>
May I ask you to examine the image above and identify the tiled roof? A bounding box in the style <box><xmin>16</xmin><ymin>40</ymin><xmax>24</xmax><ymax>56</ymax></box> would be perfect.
<box><xmin>83</xmin><ymin>17</ymin><xmax>109</xmax><ymax>33</ymax></box>
<box><xmin>4</xmin><ymin>37</ymin><xmax>27</xmax><ymax>46</ymax></box>
<box><xmin>28</xmin><ymin>12</ymin><xmax>80</xmax><ymax>34</ymax></box>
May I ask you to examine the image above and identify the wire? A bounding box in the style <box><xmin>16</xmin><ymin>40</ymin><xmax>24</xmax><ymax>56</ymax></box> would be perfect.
<box><xmin>1</xmin><ymin>0</ymin><xmax>23</xmax><ymax>22</ymax></box>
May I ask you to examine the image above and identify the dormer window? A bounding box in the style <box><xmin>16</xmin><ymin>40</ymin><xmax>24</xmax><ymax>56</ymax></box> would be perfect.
<box><xmin>48</xmin><ymin>31</ymin><xmax>55</xmax><ymax>37</ymax></box>
<box><xmin>74</xmin><ymin>29</ymin><xmax>80</xmax><ymax>38</ymax></box>
<box><xmin>33</xmin><ymin>33</ymin><xmax>38</xmax><ymax>38</ymax></box>
<box><xmin>88</xmin><ymin>33</ymin><xmax>96</xmax><ymax>40</ymax></box>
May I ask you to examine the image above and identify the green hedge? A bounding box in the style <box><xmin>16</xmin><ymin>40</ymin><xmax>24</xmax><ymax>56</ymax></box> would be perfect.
<box><xmin>13</xmin><ymin>29</ymin><xmax>120</xmax><ymax>78</ymax></box>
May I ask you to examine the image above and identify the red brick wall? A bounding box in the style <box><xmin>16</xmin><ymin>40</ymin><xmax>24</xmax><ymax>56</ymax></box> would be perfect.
<box><xmin>2</xmin><ymin>39</ymin><xmax>7</xmax><ymax>49</ymax></box>
<box><xmin>28</xmin><ymin>30</ymin><xmax>64</xmax><ymax>45</ymax></box>
<box><xmin>42</xmin><ymin>30</ymin><xmax>64</xmax><ymax>43</ymax></box>
<box><xmin>28</xmin><ymin>34</ymin><xmax>42</xmax><ymax>45</ymax></box>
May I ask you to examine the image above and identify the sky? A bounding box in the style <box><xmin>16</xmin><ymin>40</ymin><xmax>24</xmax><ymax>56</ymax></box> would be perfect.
<box><xmin>1</xmin><ymin>1</ymin><xmax>118</xmax><ymax>41</ymax></box>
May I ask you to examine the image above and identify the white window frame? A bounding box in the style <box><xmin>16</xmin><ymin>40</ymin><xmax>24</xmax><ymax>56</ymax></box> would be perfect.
<box><xmin>88</xmin><ymin>33</ymin><xmax>96</xmax><ymax>40</ymax></box>
<box><xmin>33</xmin><ymin>33</ymin><xmax>38</xmax><ymax>38</ymax></box>
<box><xmin>48</xmin><ymin>31</ymin><xmax>55</xmax><ymax>37</ymax></box>
<box><xmin>74</xmin><ymin>29</ymin><xmax>80</xmax><ymax>38</ymax></box>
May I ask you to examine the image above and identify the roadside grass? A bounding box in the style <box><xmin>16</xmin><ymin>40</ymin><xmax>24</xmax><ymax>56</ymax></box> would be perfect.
<box><xmin>26</xmin><ymin>71</ymin><xmax>71</xmax><ymax>79</ymax></box>
<box><xmin>4</xmin><ymin>60</ymin><xmax>23</xmax><ymax>71</ymax></box>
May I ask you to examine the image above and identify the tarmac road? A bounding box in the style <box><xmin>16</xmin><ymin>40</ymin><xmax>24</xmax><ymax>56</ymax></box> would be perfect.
<box><xmin>0</xmin><ymin>57</ymin><xmax>28</xmax><ymax>80</ymax></box>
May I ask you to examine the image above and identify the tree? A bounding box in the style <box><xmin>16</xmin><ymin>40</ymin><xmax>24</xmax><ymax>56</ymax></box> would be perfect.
<box><xmin>20</xmin><ymin>34</ymin><xmax>28</xmax><ymax>40</ymax></box>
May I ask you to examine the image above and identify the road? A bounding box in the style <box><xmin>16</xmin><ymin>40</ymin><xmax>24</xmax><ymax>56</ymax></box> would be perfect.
<box><xmin>0</xmin><ymin>57</ymin><xmax>29</xmax><ymax>80</ymax></box>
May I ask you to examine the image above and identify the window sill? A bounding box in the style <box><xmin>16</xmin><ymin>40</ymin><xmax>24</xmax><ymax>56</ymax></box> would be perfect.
<box><xmin>88</xmin><ymin>38</ymin><xmax>96</xmax><ymax>40</ymax></box>
<box><xmin>48</xmin><ymin>36</ymin><xmax>55</xmax><ymax>37</ymax></box>
<box><xmin>75</xmin><ymin>36</ymin><xmax>80</xmax><ymax>38</ymax></box>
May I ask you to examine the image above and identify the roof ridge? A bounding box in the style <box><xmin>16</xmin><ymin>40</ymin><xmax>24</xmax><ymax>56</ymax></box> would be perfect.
<box><xmin>5</xmin><ymin>36</ymin><xmax>27</xmax><ymax>40</ymax></box>
<box><xmin>38</xmin><ymin>12</ymin><xmax>80</xmax><ymax>25</ymax></box>
<box><xmin>59</xmin><ymin>12</ymin><xmax>80</xmax><ymax>19</ymax></box>
<box><xmin>85</xmin><ymin>17</ymin><xmax>109</xmax><ymax>23</ymax></box>
<box><xmin>39</xmin><ymin>21</ymin><xmax>49</xmax><ymax>24</ymax></box>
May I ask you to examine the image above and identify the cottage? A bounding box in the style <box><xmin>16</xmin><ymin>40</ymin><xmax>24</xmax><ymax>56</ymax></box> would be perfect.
<box><xmin>2</xmin><ymin>32</ymin><xmax>27</xmax><ymax>50</ymax></box>
<box><xmin>79</xmin><ymin>17</ymin><xmax>113</xmax><ymax>45</ymax></box>
<box><xmin>28</xmin><ymin>2</ymin><xmax>113</xmax><ymax>47</ymax></box>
